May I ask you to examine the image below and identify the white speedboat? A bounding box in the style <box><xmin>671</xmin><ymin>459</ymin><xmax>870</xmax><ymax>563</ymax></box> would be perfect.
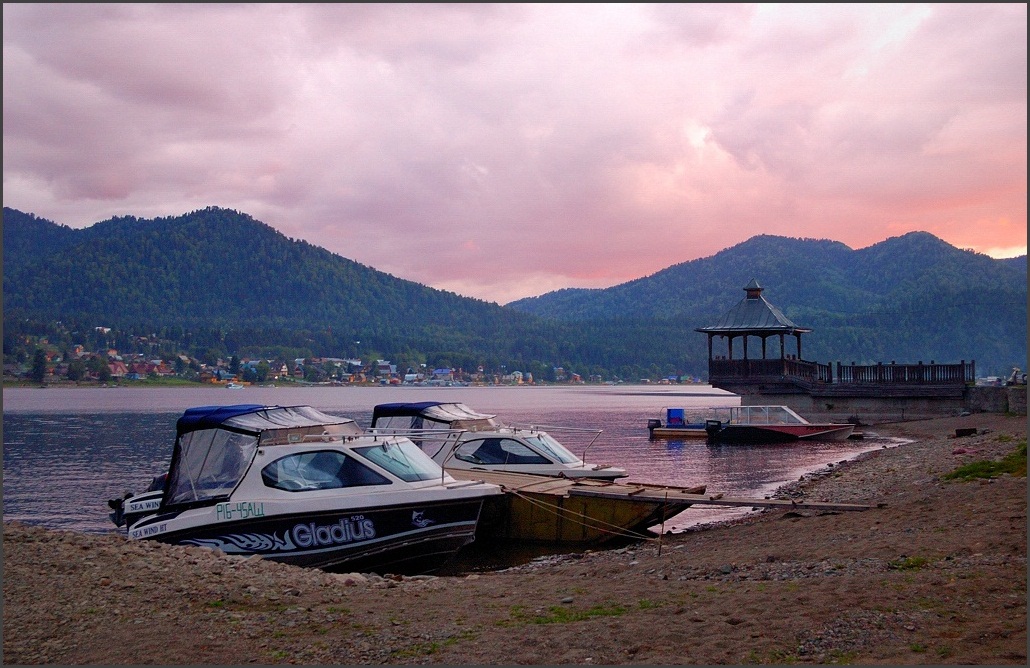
<box><xmin>368</xmin><ymin>401</ymin><xmax>628</xmax><ymax>480</ymax></box>
<box><xmin>701</xmin><ymin>405</ymin><xmax>856</xmax><ymax>443</ymax></box>
<box><xmin>107</xmin><ymin>404</ymin><xmax>502</xmax><ymax>575</ymax></box>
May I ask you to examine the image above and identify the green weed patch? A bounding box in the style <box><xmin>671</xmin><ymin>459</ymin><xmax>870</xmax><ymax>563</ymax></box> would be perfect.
<box><xmin>888</xmin><ymin>556</ymin><xmax>930</xmax><ymax>570</ymax></box>
<box><xmin>500</xmin><ymin>602</ymin><xmax>629</xmax><ymax>626</ymax></box>
<box><xmin>943</xmin><ymin>440</ymin><xmax>1027</xmax><ymax>481</ymax></box>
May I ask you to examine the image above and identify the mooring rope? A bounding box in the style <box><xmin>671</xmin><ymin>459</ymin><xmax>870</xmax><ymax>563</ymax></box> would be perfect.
<box><xmin>502</xmin><ymin>487</ymin><xmax>665</xmax><ymax>543</ymax></box>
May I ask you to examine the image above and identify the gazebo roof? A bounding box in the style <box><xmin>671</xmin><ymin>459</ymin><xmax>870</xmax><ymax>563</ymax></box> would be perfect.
<box><xmin>695</xmin><ymin>279</ymin><xmax>811</xmax><ymax>335</ymax></box>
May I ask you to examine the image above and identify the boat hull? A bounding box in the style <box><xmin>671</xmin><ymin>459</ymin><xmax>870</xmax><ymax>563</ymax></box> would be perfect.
<box><xmin>650</xmin><ymin>406</ymin><xmax>856</xmax><ymax>444</ymax></box>
<box><xmin>127</xmin><ymin>497</ymin><xmax>486</xmax><ymax>575</ymax></box>
<box><xmin>709</xmin><ymin>423</ymin><xmax>856</xmax><ymax>444</ymax></box>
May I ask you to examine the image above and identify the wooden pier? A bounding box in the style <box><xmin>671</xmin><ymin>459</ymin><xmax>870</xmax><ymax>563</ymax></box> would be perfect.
<box><xmin>573</xmin><ymin>486</ymin><xmax>881</xmax><ymax>512</ymax></box>
<box><xmin>448</xmin><ymin>470</ymin><xmax>880</xmax><ymax>546</ymax></box>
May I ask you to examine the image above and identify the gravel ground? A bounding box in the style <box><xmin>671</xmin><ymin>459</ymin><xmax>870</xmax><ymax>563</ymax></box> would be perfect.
<box><xmin>3</xmin><ymin>413</ymin><xmax>1026</xmax><ymax>665</ymax></box>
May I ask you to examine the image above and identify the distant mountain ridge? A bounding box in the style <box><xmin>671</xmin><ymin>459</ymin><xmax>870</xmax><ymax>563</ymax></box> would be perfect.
<box><xmin>508</xmin><ymin>232</ymin><xmax>1024</xmax><ymax>321</ymax></box>
<box><xmin>3</xmin><ymin>206</ymin><xmax>1026</xmax><ymax>378</ymax></box>
<box><xmin>508</xmin><ymin>231</ymin><xmax>1026</xmax><ymax>375</ymax></box>
<box><xmin>2</xmin><ymin>206</ymin><xmax>512</xmax><ymax>329</ymax></box>
<box><xmin>4</xmin><ymin>206</ymin><xmax>567</xmax><ymax>376</ymax></box>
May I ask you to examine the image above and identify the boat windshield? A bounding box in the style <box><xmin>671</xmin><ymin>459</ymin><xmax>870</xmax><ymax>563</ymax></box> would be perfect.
<box><xmin>353</xmin><ymin>439</ymin><xmax>444</xmax><ymax>482</ymax></box>
<box><xmin>261</xmin><ymin>450</ymin><xmax>390</xmax><ymax>491</ymax></box>
<box><xmin>522</xmin><ymin>432</ymin><xmax>580</xmax><ymax>464</ymax></box>
<box><xmin>452</xmin><ymin>437</ymin><xmax>551</xmax><ymax>465</ymax></box>
<box><xmin>165</xmin><ymin>428</ymin><xmax>258</xmax><ymax>506</ymax></box>
<box><xmin>728</xmin><ymin>406</ymin><xmax>807</xmax><ymax>425</ymax></box>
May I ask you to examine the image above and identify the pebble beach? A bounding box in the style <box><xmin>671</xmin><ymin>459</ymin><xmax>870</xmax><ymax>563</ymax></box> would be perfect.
<box><xmin>3</xmin><ymin>412</ymin><xmax>1026</xmax><ymax>665</ymax></box>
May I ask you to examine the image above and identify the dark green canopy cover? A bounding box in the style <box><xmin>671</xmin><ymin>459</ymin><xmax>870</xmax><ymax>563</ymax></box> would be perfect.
<box><xmin>695</xmin><ymin>279</ymin><xmax>811</xmax><ymax>335</ymax></box>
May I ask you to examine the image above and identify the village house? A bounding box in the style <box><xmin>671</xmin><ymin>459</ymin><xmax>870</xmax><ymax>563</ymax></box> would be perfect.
<box><xmin>107</xmin><ymin>360</ymin><xmax>129</xmax><ymax>379</ymax></box>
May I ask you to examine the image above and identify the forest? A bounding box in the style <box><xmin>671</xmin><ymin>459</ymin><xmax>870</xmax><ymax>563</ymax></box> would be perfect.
<box><xmin>4</xmin><ymin>206</ymin><xmax>1026</xmax><ymax>380</ymax></box>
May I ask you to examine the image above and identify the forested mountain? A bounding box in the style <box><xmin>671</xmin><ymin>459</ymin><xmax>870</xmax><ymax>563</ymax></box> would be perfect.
<box><xmin>509</xmin><ymin>233</ymin><xmax>1027</xmax><ymax>376</ymax></box>
<box><xmin>3</xmin><ymin>206</ymin><xmax>1026</xmax><ymax>379</ymax></box>
<box><xmin>1000</xmin><ymin>256</ymin><xmax>1028</xmax><ymax>276</ymax></box>
<box><xmin>3</xmin><ymin>206</ymin><xmax>573</xmax><ymax>378</ymax></box>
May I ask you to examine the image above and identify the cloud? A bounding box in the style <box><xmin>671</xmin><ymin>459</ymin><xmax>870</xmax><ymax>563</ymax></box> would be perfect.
<box><xmin>3</xmin><ymin>4</ymin><xmax>1025</xmax><ymax>304</ymax></box>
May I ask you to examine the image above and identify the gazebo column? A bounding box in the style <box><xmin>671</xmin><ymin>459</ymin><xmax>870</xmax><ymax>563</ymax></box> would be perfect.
<box><xmin>695</xmin><ymin>280</ymin><xmax>814</xmax><ymax>391</ymax></box>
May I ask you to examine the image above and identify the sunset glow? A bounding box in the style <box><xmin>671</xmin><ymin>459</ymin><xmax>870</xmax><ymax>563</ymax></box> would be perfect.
<box><xmin>3</xmin><ymin>4</ymin><xmax>1025</xmax><ymax>304</ymax></box>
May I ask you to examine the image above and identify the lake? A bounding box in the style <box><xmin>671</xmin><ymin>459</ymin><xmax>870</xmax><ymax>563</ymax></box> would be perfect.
<box><xmin>2</xmin><ymin>384</ymin><xmax>898</xmax><ymax>537</ymax></box>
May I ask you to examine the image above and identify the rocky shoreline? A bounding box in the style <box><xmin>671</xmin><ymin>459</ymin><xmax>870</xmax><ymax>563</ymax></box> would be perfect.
<box><xmin>3</xmin><ymin>413</ymin><xmax>1026</xmax><ymax>665</ymax></box>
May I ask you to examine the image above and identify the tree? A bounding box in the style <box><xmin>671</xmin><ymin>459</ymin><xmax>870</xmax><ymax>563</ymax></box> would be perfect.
<box><xmin>303</xmin><ymin>358</ymin><xmax>323</xmax><ymax>383</ymax></box>
<box><xmin>30</xmin><ymin>348</ymin><xmax>48</xmax><ymax>383</ymax></box>
<box><xmin>86</xmin><ymin>355</ymin><xmax>112</xmax><ymax>382</ymax></box>
<box><xmin>66</xmin><ymin>358</ymin><xmax>87</xmax><ymax>381</ymax></box>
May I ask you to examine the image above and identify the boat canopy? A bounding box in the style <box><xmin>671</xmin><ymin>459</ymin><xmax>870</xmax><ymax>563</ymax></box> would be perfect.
<box><xmin>176</xmin><ymin>404</ymin><xmax>360</xmax><ymax>437</ymax></box>
<box><xmin>658</xmin><ymin>405</ymin><xmax>810</xmax><ymax>426</ymax></box>
<box><xmin>698</xmin><ymin>405</ymin><xmax>808</xmax><ymax>425</ymax></box>
<box><xmin>371</xmin><ymin>402</ymin><xmax>500</xmax><ymax>431</ymax></box>
<box><xmin>165</xmin><ymin>405</ymin><xmax>363</xmax><ymax>508</ymax></box>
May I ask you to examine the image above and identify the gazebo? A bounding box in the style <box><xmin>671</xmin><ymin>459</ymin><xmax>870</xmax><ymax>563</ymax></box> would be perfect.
<box><xmin>695</xmin><ymin>279</ymin><xmax>977</xmax><ymax>405</ymax></box>
<box><xmin>695</xmin><ymin>279</ymin><xmax>829</xmax><ymax>392</ymax></box>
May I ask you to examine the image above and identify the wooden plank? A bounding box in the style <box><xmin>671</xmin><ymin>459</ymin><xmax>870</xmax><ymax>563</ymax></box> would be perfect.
<box><xmin>452</xmin><ymin>470</ymin><xmax>705</xmax><ymax>497</ymax></box>
<box><xmin>684</xmin><ymin>496</ymin><xmax>882</xmax><ymax>511</ymax></box>
<box><xmin>567</xmin><ymin>487</ymin><xmax>880</xmax><ymax>512</ymax></box>
<box><xmin>454</xmin><ymin>470</ymin><xmax>573</xmax><ymax>492</ymax></box>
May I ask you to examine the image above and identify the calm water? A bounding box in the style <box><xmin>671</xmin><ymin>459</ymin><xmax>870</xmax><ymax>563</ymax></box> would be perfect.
<box><xmin>2</xmin><ymin>384</ymin><xmax>898</xmax><ymax>537</ymax></box>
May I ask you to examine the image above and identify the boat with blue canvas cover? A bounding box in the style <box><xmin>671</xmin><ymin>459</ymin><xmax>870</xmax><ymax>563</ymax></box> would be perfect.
<box><xmin>363</xmin><ymin>402</ymin><xmax>724</xmax><ymax>545</ymax></box>
<box><xmin>107</xmin><ymin>404</ymin><xmax>502</xmax><ymax>575</ymax></box>
<box><xmin>369</xmin><ymin>401</ymin><xmax>628</xmax><ymax>480</ymax></box>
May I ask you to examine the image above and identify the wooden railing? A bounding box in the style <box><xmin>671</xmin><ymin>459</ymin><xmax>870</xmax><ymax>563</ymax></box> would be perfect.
<box><xmin>787</xmin><ymin>358</ymin><xmax>833</xmax><ymax>383</ymax></box>
<box><xmin>835</xmin><ymin>360</ymin><xmax>975</xmax><ymax>385</ymax></box>
<box><xmin>709</xmin><ymin>358</ymin><xmax>974</xmax><ymax>386</ymax></box>
<box><xmin>709</xmin><ymin>358</ymin><xmax>833</xmax><ymax>383</ymax></box>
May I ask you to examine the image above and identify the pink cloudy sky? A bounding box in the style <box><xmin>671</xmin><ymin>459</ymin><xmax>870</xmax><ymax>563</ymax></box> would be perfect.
<box><xmin>3</xmin><ymin>4</ymin><xmax>1026</xmax><ymax>304</ymax></box>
